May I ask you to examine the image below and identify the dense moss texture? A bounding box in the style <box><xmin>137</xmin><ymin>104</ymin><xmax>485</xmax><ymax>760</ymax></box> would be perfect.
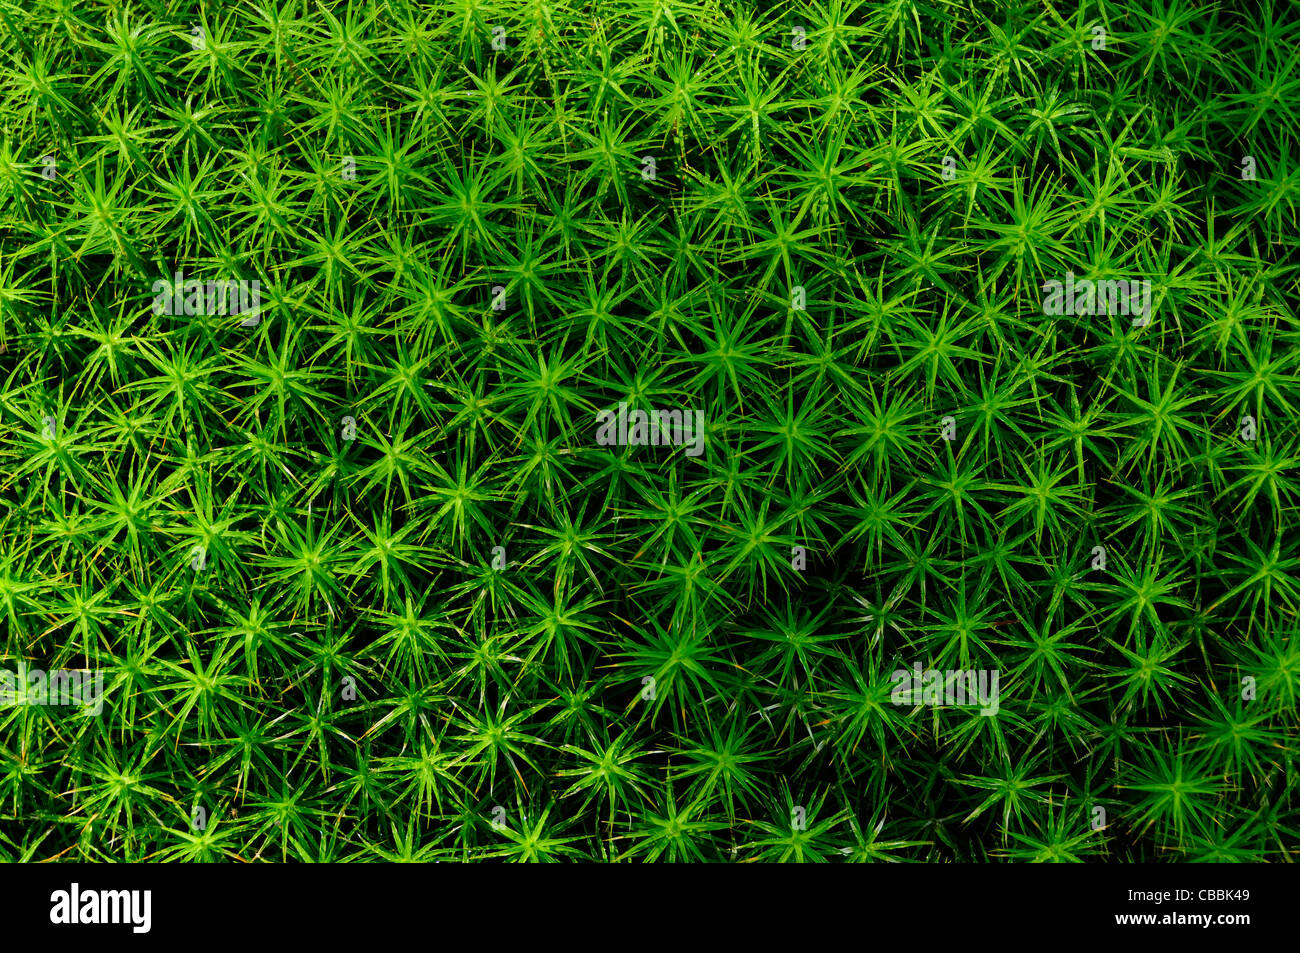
<box><xmin>0</xmin><ymin>0</ymin><xmax>1297</xmax><ymax>861</ymax></box>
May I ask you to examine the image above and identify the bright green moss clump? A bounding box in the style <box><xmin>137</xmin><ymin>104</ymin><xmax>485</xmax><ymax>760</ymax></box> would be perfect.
<box><xmin>0</xmin><ymin>0</ymin><xmax>1296</xmax><ymax>861</ymax></box>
